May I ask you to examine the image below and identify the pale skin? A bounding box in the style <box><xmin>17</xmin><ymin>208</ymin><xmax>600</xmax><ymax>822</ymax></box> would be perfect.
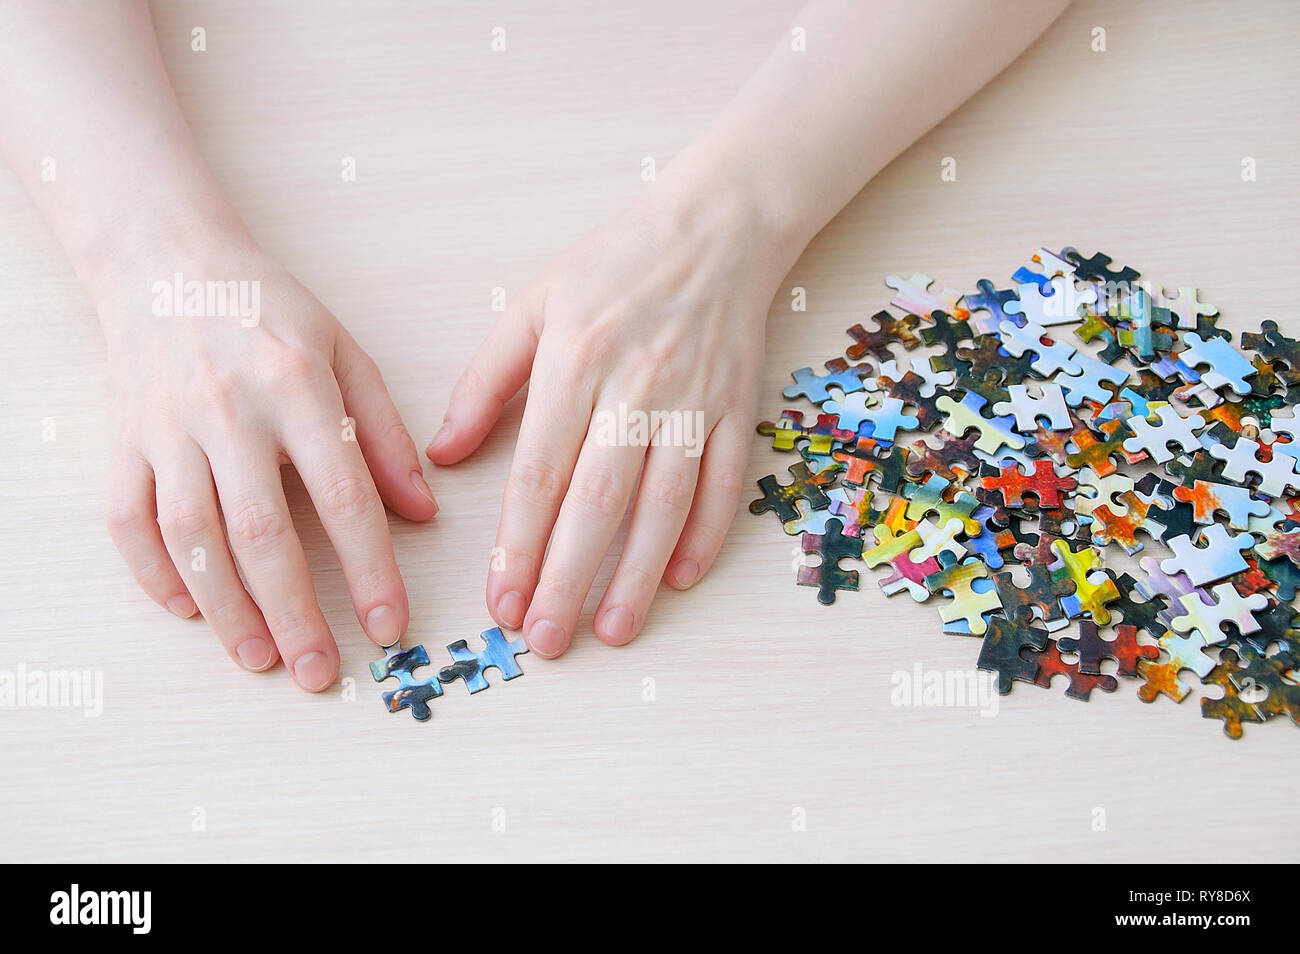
<box><xmin>0</xmin><ymin>0</ymin><xmax>1070</xmax><ymax>683</ymax></box>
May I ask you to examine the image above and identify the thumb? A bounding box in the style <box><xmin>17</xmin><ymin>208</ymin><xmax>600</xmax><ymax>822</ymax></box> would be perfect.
<box><xmin>426</xmin><ymin>285</ymin><xmax>542</xmax><ymax>465</ymax></box>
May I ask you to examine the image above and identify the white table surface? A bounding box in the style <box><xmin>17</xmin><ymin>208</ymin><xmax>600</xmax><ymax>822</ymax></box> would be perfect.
<box><xmin>1</xmin><ymin>0</ymin><xmax>1296</xmax><ymax>862</ymax></box>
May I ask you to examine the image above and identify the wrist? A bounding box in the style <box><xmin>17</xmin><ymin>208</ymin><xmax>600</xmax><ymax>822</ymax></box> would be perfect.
<box><xmin>659</xmin><ymin>143</ymin><xmax>818</xmax><ymax>276</ymax></box>
<box><xmin>73</xmin><ymin>194</ymin><xmax>256</xmax><ymax>311</ymax></box>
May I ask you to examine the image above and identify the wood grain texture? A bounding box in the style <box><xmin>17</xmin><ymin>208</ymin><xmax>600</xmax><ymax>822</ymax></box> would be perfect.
<box><xmin>0</xmin><ymin>0</ymin><xmax>1296</xmax><ymax>862</ymax></box>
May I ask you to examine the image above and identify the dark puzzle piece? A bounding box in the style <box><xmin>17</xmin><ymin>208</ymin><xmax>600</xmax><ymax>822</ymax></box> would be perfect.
<box><xmin>1066</xmin><ymin>248</ymin><xmax>1140</xmax><ymax>285</ymax></box>
<box><xmin>845</xmin><ymin>310</ymin><xmax>922</xmax><ymax>361</ymax></box>
<box><xmin>749</xmin><ymin>461</ymin><xmax>839</xmax><ymax>523</ymax></box>
<box><xmin>1242</xmin><ymin>319</ymin><xmax>1300</xmax><ymax>387</ymax></box>
<box><xmin>437</xmin><ymin>627</ymin><xmax>529</xmax><ymax>693</ymax></box>
<box><xmin>1227</xmin><ymin>643</ymin><xmax>1300</xmax><ymax>727</ymax></box>
<box><xmin>992</xmin><ymin>563</ymin><xmax>1074</xmax><ymax>626</ymax></box>
<box><xmin>978</xmin><ymin>616</ymin><xmax>1049</xmax><ymax>694</ymax></box>
<box><xmin>919</xmin><ymin>309</ymin><xmax>976</xmax><ymax>376</ymax></box>
<box><xmin>797</xmin><ymin>518</ymin><xmax>863</xmax><ymax>605</ymax></box>
<box><xmin>1057</xmin><ymin>621</ymin><xmax>1158</xmax><ymax>677</ymax></box>
<box><xmin>1200</xmin><ymin>647</ymin><xmax>1265</xmax><ymax>739</ymax></box>
<box><xmin>1109</xmin><ymin>573</ymin><xmax>1168</xmax><ymax>640</ymax></box>
<box><xmin>1021</xmin><ymin>637</ymin><xmax>1119</xmax><ymax>700</ymax></box>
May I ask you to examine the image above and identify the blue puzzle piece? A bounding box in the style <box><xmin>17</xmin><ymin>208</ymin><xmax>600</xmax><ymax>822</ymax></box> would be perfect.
<box><xmin>438</xmin><ymin>626</ymin><xmax>529</xmax><ymax>693</ymax></box>
<box><xmin>370</xmin><ymin>645</ymin><xmax>443</xmax><ymax>720</ymax></box>
<box><xmin>782</xmin><ymin>358</ymin><xmax>874</xmax><ymax>404</ymax></box>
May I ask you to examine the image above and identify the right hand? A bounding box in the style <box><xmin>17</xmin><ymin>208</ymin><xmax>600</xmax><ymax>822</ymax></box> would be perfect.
<box><xmin>96</xmin><ymin>226</ymin><xmax>437</xmax><ymax>691</ymax></box>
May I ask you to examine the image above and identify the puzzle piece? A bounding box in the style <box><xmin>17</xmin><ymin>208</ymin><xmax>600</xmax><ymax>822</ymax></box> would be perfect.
<box><xmin>1229</xmin><ymin>643</ymin><xmax>1300</xmax><ymax>726</ymax></box>
<box><xmin>781</xmin><ymin>358</ymin><xmax>876</xmax><ymax>404</ymax></box>
<box><xmin>1122</xmin><ymin>404</ymin><xmax>1206</xmax><ymax>464</ymax></box>
<box><xmin>780</xmin><ymin>497</ymin><xmax>837</xmax><ymax>536</ymax></box>
<box><xmin>1087</xmin><ymin>489</ymin><xmax>1165</xmax><ymax>555</ymax></box>
<box><xmin>1158</xmin><ymin>628</ymin><xmax>1217</xmax><ymax>681</ymax></box>
<box><xmin>1242</xmin><ymin>319</ymin><xmax>1300</xmax><ymax>387</ymax></box>
<box><xmin>1171</xmin><ymin>480</ymin><xmax>1271</xmax><ymax>529</ymax></box>
<box><xmin>1057</xmin><ymin>621</ymin><xmax>1158</xmax><ymax>678</ymax></box>
<box><xmin>992</xmin><ymin>382</ymin><xmax>1073</xmax><ymax>432</ymax></box>
<box><xmin>370</xmin><ymin>645</ymin><xmax>443</xmax><ymax>721</ymax></box>
<box><xmin>1136</xmin><ymin>658</ymin><xmax>1193</xmax><ymax>704</ymax></box>
<box><xmin>1158</xmin><ymin>286</ymin><xmax>1218</xmax><ymax>331</ymax></box>
<box><xmin>923</xmin><ymin>553</ymin><xmax>1001</xmax><ymax>635</ymax></box>
<box><xmin>1051</xmin><ymin>539</ymin><xmax>1120</xmax><ymax>625</ymax></box>
<box><xmin>964</xmin><ymin>279</ymin><xmax>1018</xmax><ymax>335</ymax></box>
<box><xmin>1209</xmin><ymin>435</ymin><xmax>1300</xmax><ymax>497</ymax></box>
<box><xmin>935</xmin><ymin>391</ymin><xmax>1025</xmax><ymax>455</ymax></box>
<box><xmin>980</xmin><ymin>460</ymin><xmax>1077</xmax><ymax>509</ymax></box>
<box><xmin>1021</xmin><ymin>637</ymin><xmax>1119</xmax><ymax>700</ymax></box>
<box><xmin>1160</xmin><ymin>525</ymin><xmax>1255</xmax><ymax>587</ymax></box>
<box><xmin>796</xmin><ymin>518</ymin><xmax>864</xmax><ymax>604</ymax></box>
<box><xmin>1003</xmin><ymin>277</ymin><xmax>1096</xmax><ymax>328</ymax></box>
<box><xmin>749</xmin><ymin>461</ymin><xmax>839</xmax><ymax>523</ymax></box>
<box><xmin>1066</xmin><ymin>418</ymin><xmax>1143</xmax><ymax>476</ymax></box>
<box><xmin>822</xmin><ymin>391</ymin><xmax>881</xmax><ymax>433</ymax></box>
<box><xmin>992</xmin><ymin>563</ymin><xmax>1074</xmax><ymax>626</ymax></box>
<box><xmin>885</xmin><ymin>273</ymin><xmax>966</xmax><ymax>320</ymax></box>
<box><xmin>1169</xmin><ymin>583</ymin><xmax>1268</xmax><ymax>646</ymax></box>
<box><xmin>1256</xmin><ymin>520</ymin><xmax>1300</xmax><ymax>568</ymax></box>
<box><xmin>1066</xmin><ymin>248</ymin><xmax>1140</xmax><ymax>285</ymax></box>
<box><xmin>757</xmin><ymin>409</ymin><xmax>856</xmax><ymax>455</ymax></box>
<box><xmin>849</xmin><ymin>396</ymin><xmax>921</xmax><ymax>442</ymax></box>
<box><xmin>825</xmin><ymin>485</ymin><xmax>881</xmax><ymax>538</ymax></box>
<box><xmin>845</xmin><ymin>310</ymin><xmax>922</xmax><ymax>361</ymax></box>
<box><xmin>437</xmin><ymin>627</ymin><xmax>529</xmax><ymax>693</ymax></box>
<box><xmin>997</xmin><ymin>319</ymin><xmax>1081</xmax><ymax>377</ymax></box>
<box><xmin>1109</xmin><ymin>572</ymin><xmax>1169</xmax><ymax>639</ymax></box>
<box><xmin>978</xmin><ymin>616</ymin><xmax>1049</xmax><ymax>694</ymax></box>
<box><xmin>1200</xmin><ymin>648</ymin><xmax>1265</xmax><ymax>739</ymax></box>
<box><xmin>1179</xmin><ymin>332</ymin><xmax>1255</xmax><ymax>396</ymax></box>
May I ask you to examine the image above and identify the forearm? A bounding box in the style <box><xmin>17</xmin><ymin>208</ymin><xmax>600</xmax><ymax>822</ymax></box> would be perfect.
<box><xmin>0</xmin><ymin>0</ymin><xmax>245</xmax><ymax>300</ymax></box>
<box><xmin>665</xmin><ymin>0</ymin><xmax>1071</xmax><ymax>263</ymax></box>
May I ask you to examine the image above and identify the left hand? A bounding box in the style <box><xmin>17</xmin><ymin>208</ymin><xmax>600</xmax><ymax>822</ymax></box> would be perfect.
<box><xmin>426</xmin><ymin>179</ymin><xmax>799</xmax><ymax>657</ymax></box>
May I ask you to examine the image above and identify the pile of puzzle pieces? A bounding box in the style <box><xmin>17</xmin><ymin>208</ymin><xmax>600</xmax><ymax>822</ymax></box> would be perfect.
<box><xmin>370</xmin><ymin>626</ymin><xmax>528</xmax><ymax>721</ymax></box>
<box><xmin>751</xmin><ymin>248</ymin><xmax>1300</xmax><ymax>739</ymax></box>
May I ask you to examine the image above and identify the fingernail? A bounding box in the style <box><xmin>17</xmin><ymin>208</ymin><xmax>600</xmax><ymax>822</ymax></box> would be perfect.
<box><xmin>410</xmin><ymin>469</ymin><xmax>438</xmax><ymax>511</ymax></box>
<box><xmin>528</xmin><ymin>619</ymin><xmax>566</xmax><ymax>658</ymax></box>
<box><xmin>672</xmin><ymin>559</ymin><xmax>700</xmax><ymax>588</ymax></box>
<box><xmin>600</xmin><ymin>606</ymin><xmax>636</xmax><ymax>644</ymax></box>
<box><xmin>166</xmin><ymin>594</ymin><xmax>197</xmax><ymax>618</ymax></box>
<box><xmin>236</xmin><ymin>637</ymin><xmax>274</xmax><ymax>671</ymax></box>
<box><xmin>292</xmin><ymin>652</ymin><xmax>335</xmax><ymax>691</ymax></box>
<box><xmin>365</xmin><ymin>605</ymin><xmax>404</xmax><ymax>647</ymax></box>
<box><xmin>497</xmin><ymin>590</ymin><xmax>526</xmax><ymax>629</ymax></box>
<box><xmin>427</xmin><ymin>421</ymin><xmax>452</xmax><ymax>456</ymax></box>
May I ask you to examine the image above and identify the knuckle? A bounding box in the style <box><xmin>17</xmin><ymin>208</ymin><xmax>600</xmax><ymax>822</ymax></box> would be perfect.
<box><xmin>709</xmin><ymin>467</ymin><xmax>747</xmax><ymax>499</ymax></box>
<box><xmin>489</xmin><ymin>545</ymin><xmax>539</xmax><ymax>581</ymax></box>
<box><xmin>536</xmin><ymin>573</ymin><xmax>587</xmax><ymax>605</ymax></box>
<box><xmin>507</xmin><ymin>456</ymin><xmax>568</xmax><ymax>505</ymax></box>
<box><xmin>316</xmin><ymin>470</ymin><xmax>379</xmax><ymax>524</ymax></box>
<box><xmin>105</xmin><ymin>500</ymin><xmax>148</xmax><ymax>538</ymax></box>
<box><xmin>157</xmin><ymin>498</ymin><xmax>215</xmax><ymax>541</ymax></box>
<box><xmin>380</xmin><ymin>418</ymin><xmax>417</xmax><ymax>457</ymax></box>
<box><xmin>225</xmin><ymin>498</ymin><xmax>291</xmax><ymax>552</ymax></box>
<box><xmin>262</xmin><ymin>342</ymin><xmax>328</xmax><ymax>393</ymax></box>
<box><xmin>264</xmin><ymin>605</ymin><xmax>324</xmax><ymax>644</ymax></box>
<box><xmin>348</xmin><ymin>564</ymin><xmax>399</xmax><ymax>602</ymax></box>
<box><xmin>615</xmin><ymin>561</ymin><xmax>659</xmax><ymax>592</ymax></box>
<box><xmin>570</xmin><ymin>464</ymin><xmax>625</xmax><ymax>515</ymax></box>
<box><xmin>643</xmin><ymin>470</ymin><xmax>693</xmax><ymax>511</ymax></box>
<box><xmin>132</xmin><ymin>555</ymin><xmax>177</xmax><ymax>590</ymax></box>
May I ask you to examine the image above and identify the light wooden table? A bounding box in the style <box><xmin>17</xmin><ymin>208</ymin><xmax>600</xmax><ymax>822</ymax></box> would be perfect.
<box><xmin>1</xmin><ymin>0</ymin><xmax>1296</xmax><ymax>863</ymax></box>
